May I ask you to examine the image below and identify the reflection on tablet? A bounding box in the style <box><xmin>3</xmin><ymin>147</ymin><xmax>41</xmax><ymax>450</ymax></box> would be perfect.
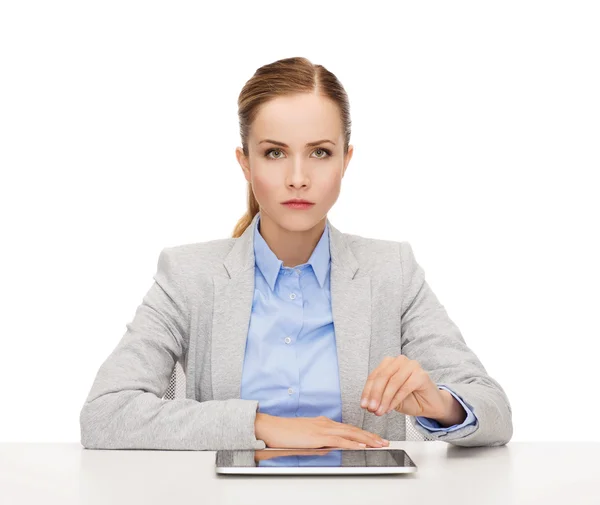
<box><xmin>257</xmin><ymin>449</ymin><xmax>342</xmax><ymax>467</ymax></box>
<box><xmin>216</xmin><ymin>449</ymin><xmax>416</xmax><ymax>469</ymax></box>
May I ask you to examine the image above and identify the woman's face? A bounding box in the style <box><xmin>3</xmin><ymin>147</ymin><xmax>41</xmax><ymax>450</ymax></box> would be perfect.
<box><xmin>236</xmin><ymin>92</ymin><xmax>353</xmax><ymax>232</ymax></box>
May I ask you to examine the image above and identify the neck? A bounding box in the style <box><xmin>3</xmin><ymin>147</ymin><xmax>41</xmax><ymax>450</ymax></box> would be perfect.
<box><xmin>258</xmin><ymin>213</ymin><xmax>326</xmax><ymax>267</ymax></box>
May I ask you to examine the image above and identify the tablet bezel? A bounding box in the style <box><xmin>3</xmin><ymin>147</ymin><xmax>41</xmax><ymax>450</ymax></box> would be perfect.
<box><xmin>215</xmin><ymin>448</ymin><xmax>418</xmax><ymax>475</ymax></box>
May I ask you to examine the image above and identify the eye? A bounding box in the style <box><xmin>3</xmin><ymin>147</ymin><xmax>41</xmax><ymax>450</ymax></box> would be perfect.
<box><xmin>264</xmin><ymin>147</ymin><xmax>332</xmax><ymax>160</ymax></box>
<box><xmin>265</xmin><ymin>148</ymin><xmax>284</xmax><ymax>160</ymax></box>
<box><xmin>313</xmin><ymin>148</ymin><xmax>332</xmax><ymax>159</ymax></box>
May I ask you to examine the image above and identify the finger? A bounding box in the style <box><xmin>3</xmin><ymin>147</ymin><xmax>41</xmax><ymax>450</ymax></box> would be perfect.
<box><xmin>324</xmin><ymin>435</ymin><xmax>369</xmax><ymax>450</ymax></box>
<box><xmin>376</xmin><ymin>365</ymin><xmax>414</xmax><ymax>415</ymax></box>
<box><xmin>333</xmin><ymin>418</ymin><xmax>390</xmax><ymax>446</ymax></box>
<box><xmin>365</xmin><ymin>356</ymin><xmax>407</xmax><ymax>412</ymax></box>
<box><xmin>361</xmin><ymin>356</ymin><xmax>398</xmax><ymax>411</ymax></box>
<box><xmin>330</xmin><ymin>426</ymin><xmax>383</xmax><ymax>447</ymax></box>
<box><xmin>327</xmin><ymin>418</ymin><xmax>388</xmax><ymax>447</ymax></box>
<box><xmin>360</xmin><ymin>356</ymin><xmax>395</xmax><ymax>408</ymax></box>
<box><xmin>387</xmin><ymin>372</ymin><xmax>423</xmax><ymax>414</ymax></box>
<box><xmin>344</xmin><ymin>425</ymin><xmax>389</xmax><ymax>447</ymax></box>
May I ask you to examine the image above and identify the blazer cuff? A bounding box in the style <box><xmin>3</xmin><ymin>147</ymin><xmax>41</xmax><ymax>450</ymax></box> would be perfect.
<box><xmin>414</xmin><ymin>384</ymin><xmax>478</xmax><ymax>432</ymax></box>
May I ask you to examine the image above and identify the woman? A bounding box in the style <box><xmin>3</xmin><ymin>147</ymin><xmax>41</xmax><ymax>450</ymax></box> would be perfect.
<box><xmin>79</xmin><ymin>57</ymin><xmax>513</xmax><ymax>451</ymax></box>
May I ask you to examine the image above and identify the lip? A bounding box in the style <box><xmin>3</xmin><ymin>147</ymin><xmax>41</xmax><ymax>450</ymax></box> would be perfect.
<box><xmin>282</xmin><ymin>201</ymin><xmax>315</xmax><ymax>210</ymax></box>
<box><xmin>282</xmin><ymin>199</ymin><xmax>315</xmax><ymax>204</ymax></box>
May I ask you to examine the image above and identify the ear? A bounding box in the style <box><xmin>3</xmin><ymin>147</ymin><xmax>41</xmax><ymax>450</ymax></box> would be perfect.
<box><xmin>235</xmin><ymin>146</ymin><xmax>252</xmax><ymax>183</ymax></box>
<box><xmin>342</xmin><ymin>144</ymin><xmax>354</xmax><ymax>178</ymax></box>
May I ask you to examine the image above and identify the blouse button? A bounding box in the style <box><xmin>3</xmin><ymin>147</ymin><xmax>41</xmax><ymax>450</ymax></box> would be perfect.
<box><xmin>289</xmin><ymin>293</ymin><xmax>296</xmax><ymax>300</ymax></box>
<box><xmin>288</xmin><ymin>388</ymin><xmax>294</xmax><ymax>395</ymax></box>
<box><xmin>284</xmin><ymin>337</ymin><xmax>292</xmax><ymax>344</ymax></box>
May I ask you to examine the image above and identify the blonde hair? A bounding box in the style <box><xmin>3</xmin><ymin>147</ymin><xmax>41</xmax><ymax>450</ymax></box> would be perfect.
<box><xmin>231</xmin><ymin>56</ymin><xmax>352</xmax><ymax>238</ymax></box>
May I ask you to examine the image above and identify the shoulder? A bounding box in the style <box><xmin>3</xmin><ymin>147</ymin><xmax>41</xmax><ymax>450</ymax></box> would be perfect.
<box><xmin>153</xmin><ymin>237</ymin><xmax>236</xmax><ymax>286</ymax></box>
<box><xmin>340</xmin><ymin>230</ymin><xmax>416</xmax><ymax>275</ymax></box>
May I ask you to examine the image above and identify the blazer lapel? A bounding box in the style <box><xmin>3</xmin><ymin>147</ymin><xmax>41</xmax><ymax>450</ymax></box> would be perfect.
<box><xmin>211</xmin><ymin>213</ymin><xmax>372</xmax><ymax>429</ymax></box>
<box><xmin>211</xmin><ymin>214</ymin><xmax>257</xmax><ymax>404</ymax></box>
<box><xmin>329</xmin><ymin>223</ymin><xmax>372</xmax><ymax>429</ymax></box>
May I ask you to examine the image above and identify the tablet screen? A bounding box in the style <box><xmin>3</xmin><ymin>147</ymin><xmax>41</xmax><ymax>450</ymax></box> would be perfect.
<box><xmin>216</xmin><ymin>449</ymin><xmax>416</xmax><ymax>469</ymax></box>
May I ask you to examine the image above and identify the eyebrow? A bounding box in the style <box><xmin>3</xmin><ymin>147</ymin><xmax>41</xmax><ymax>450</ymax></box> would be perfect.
<box><xmin>258</xmin><ymin>139</ymin><xmax>336</xmax><ymax>148</ymax></box>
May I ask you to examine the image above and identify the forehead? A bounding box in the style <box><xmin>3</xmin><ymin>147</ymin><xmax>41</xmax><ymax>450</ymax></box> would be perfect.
<box><xmin>251</xmin><ymin>93</ymin><xmax>342</xmax><ymax>142</ymax></box>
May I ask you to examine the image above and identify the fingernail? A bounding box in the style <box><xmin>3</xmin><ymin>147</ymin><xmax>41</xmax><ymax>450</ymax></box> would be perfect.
<box><xmin>369</xmin><ymin>400</ymin><xmax>377</xmax><ymax>410</ymax></box>
<box><xmin>361</xmin><ymin>398</ymin><xmax>368</xmax><ymax>408</ymax></box>
<box><xmin>358</xmin><ymin>443</ymin><xmax>366</xmax><ymax>447</ymax></box>
<box><xmin>376</xmin><ymin>406</ymin><xmax>384</xmax><ymax>415</ymax></box>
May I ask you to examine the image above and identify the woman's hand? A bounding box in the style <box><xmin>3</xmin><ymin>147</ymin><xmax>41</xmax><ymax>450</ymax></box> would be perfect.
<box><xmin>254</xmin><ymin>413</ymin><xmax>389</xmax><ymax>449</ymax></box>
<box><xmin>360</xmin><ymin>355</ymin><xmax>447</xmax><ymax>418</ymax></box>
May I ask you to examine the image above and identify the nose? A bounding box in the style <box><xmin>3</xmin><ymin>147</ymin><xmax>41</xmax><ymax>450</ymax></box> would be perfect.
<box><xmin>286</xmin><ymin>160</ymin><xmax>310</xmax><ymax>188</ymax></box>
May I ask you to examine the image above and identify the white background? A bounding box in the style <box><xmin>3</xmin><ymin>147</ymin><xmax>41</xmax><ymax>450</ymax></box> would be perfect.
<box><xmin>1</xmin><ymin>0</ymin><xmax>598</xmax><ymax>443</ymax></box>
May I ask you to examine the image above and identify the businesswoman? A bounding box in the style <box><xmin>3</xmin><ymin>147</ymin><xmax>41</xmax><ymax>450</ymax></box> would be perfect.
<box><xmin>79</xmin><ymin>56</ymin><xmax>513</xmax><ymax>451</ymax></box>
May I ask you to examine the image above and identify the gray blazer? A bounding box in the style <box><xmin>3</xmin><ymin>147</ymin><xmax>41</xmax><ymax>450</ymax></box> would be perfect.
<box><xmin>79</xmin><ymin>212</ymin><xmax>513</xmax><ymax>450</ymax></box>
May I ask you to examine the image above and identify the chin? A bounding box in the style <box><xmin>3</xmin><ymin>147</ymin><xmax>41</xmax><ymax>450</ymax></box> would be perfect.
<box><xmin>278</xmin><ymin>214</ymin><xmax>324</xmax><ymax>232</ymax></box>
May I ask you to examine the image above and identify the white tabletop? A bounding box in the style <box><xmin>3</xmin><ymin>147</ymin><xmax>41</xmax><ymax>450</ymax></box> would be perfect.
<box><xmin>1</xmin><ymin>441</ymin><xmax>599</xmax><ymax>505</ymax></box>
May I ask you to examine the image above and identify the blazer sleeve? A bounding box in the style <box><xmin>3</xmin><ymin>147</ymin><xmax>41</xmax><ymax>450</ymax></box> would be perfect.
<box><xmin>79</xmin><ymin>247</ymin><xmax>266</xmax><ymax>451</ymax></box>
<box><xmin>415</xmin><ymin>384</ymin><xmax>478</xmax><ymax>431</ymax></box>
<box><xmin>399</xmin><ymin>241</ymin><xmax>513</xmax><ymax>447</ymax></box>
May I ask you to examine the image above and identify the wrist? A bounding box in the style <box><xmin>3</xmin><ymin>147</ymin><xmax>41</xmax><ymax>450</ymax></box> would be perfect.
<box><xmin>254</xmin><ymin>412</ymin><xmax>272</xmax><ymax>444</ymax></box>
<box><xmin>433</xmin><ymin>389</ymin><xmax>467</xmax><ymax>427</ymax></box>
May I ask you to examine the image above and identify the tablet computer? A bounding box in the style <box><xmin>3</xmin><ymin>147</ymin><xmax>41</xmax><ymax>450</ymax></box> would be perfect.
<box><xmin>215</xmin><ymin>448</ymin><xmax>417</xmax><ymax>475</ymax></box>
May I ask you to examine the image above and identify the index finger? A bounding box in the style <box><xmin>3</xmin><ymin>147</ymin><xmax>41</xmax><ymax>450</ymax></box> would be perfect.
<box><xmin>360</xmin><ymin>356</ymin><xmax>396</xmax><ymax>408</ymax></box>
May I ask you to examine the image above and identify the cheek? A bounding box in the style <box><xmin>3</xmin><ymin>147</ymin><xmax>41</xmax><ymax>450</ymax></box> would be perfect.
<box><xmin>317</xmin><ymin>171</ymin><xmax>342</xmax><ymax>196</ymax></box>
<box><xmin>251</xmin><ymin>170</ymin><xmax>279</xmax><ymax>200</ymax></box>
